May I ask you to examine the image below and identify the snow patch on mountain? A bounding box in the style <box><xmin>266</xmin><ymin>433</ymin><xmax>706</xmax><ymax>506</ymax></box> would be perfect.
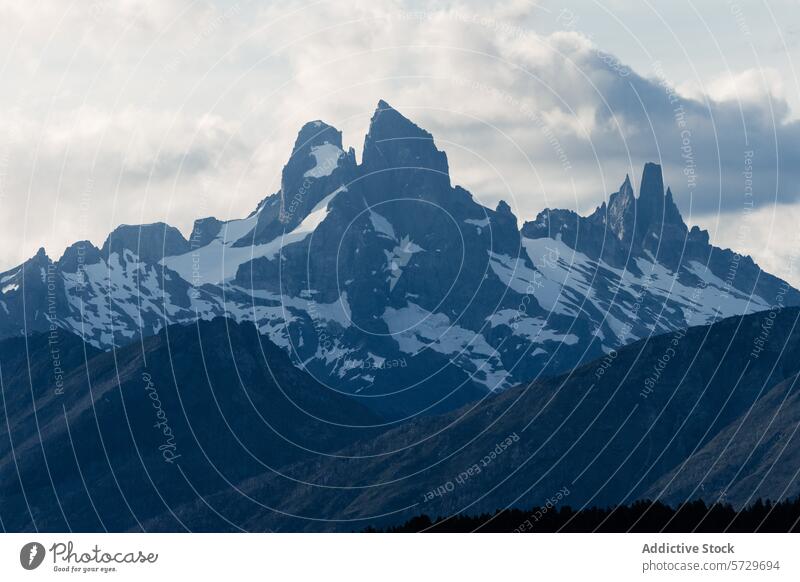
<box><xmin>384</xmin><ymin>302</ymin><xmax>510</xmax><ymax>390</ymax></box>
<box><xmin>162</xmin><ymin>186</ymin><xmax>346</xmax><ymax>285</ymax></box>
<box><xmin>384</xmin><ymin>302</ymin><xmax>491</xmax><ymax>356</ymax></box>
<box><xmin>385</xmin><ymin>236</ymin><xmax>424</xmax><ymax>291</ymax></box>
<box><xmin>486</xmin><ymin>309</ymin><xmax>579</xmax><ymax>345</ymax></box>
<box><xmin>685</xmin><ymin>260</ymin><xmax>771</xmax><ymax>316</ymax></box>
<box><xmin>304</xmin><ymin>143</ymin><xmax>343</xmax><ymax>179</ymax></box>
<box><xmin>369</xmin><ymin>209</ymin><xmax>396</xmax><ymax>239</ymax></box>
<box><xmin>290</xmin><ymin>186</ymin><xmax>345</xmax><ymax>237</ymax></box>
<box><xmin>63</xmin><ymin>249</ymin><xmax>179</xmax><ymax>345</ymax></box>
<box><xmin>520</xmin><ymin>235</ymin><xmax>773</xmax><ymax>346</ymax></box>
<box><xmin>1</xmin><ymin>271</ymin><xmax>19</xmax><ymax>283</ymax></box>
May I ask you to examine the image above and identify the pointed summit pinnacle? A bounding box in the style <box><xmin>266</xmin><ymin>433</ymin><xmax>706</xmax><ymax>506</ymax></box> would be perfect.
<box><xmin>366</xmin><ymin>99</ymin><xmax>422</xmax><ymax>139</ymax></box>
<box><xmin>292</xmin><ymin>120</ymin><xmax>343</xmax><ymax>154</ymax></box>
<box><xmin>639</xmin><ymin>162</ymin><xmax>665</xmax><ymax>200</ymax></box>
<box><xmin>606</xmin><ymin>173</ymin><xmax>636</xmax><ymax>240</ymax></box>
<box><xmin>362</xmin><ymin>99</ymin><xmax>449</xmax><ymax>178</ymax></box>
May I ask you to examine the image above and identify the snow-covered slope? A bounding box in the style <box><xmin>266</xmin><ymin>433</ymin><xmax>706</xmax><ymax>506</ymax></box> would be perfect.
<box><xmin>518</xmin><ymin>162</ymin><xmax>791</xmax><ymax>349</ymax></box>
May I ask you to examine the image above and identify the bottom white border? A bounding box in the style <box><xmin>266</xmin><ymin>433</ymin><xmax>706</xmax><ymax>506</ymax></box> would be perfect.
<box><xmin>1</xmin><ymin>533</ymin><xmax>798</xmax><ymax>581</ymax></box>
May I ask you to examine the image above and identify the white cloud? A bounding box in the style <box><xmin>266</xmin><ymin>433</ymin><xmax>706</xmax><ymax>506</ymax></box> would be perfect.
<box><xmin>677</xmin><ymin>67</ymin><xmax>787</xmax><ymax>110</ymax></box>
<box><xmin>708</xmin><ymin>68</ymin><xmax>785</xmax><ymax>104</ymax></box>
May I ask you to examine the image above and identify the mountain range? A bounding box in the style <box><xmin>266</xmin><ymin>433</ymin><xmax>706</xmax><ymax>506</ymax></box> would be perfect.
<box><xmin>0</xmin><ymin>100</ymin><xmax>795</xmax><ymax>420</ymax></box>
<box><xmin>2</xmin><ymin>100</ymin><xmax>800</xmax><ymax>532</ymax></box>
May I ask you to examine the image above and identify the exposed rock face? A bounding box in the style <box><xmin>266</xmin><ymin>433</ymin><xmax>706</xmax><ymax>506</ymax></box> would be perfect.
<box><xmin>523</xmin><ymin>163</ymin><xmax>691</xmax><ymax>268</ymax></box>
<box><xmin>101</xmin><ymin>223</ymin><xmax>191</xmax><ymax>265</ymax></box>
<box><xmin>244</xmin><ymin>120</ymin><xmax>357</xmax><ymax>246</ymax></box>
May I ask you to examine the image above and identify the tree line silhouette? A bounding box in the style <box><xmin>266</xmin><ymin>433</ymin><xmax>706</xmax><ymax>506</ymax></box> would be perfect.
<box><xmin>374</xmin><ymin>498</ymin><xmax>800</xmax><ymax>532</ymax></box>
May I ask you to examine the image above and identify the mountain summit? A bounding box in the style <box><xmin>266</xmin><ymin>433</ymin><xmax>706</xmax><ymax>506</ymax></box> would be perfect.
<box><xmin>525</xmin><ymin>162</ymin><xmax>695</xmax><ymax>268</ymax></box>
<box><xmin>362</xmin><ymin>100</ymin><xmax>450</xmax><ymax>181</ymax></box>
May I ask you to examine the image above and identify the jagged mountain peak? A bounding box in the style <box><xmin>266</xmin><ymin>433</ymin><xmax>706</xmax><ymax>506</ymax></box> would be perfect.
<box><xmin>188</xmin><ymin>216</ymin><xmax>224</xmax><ymax>249</ymax></box>
<box><xmin>101</xmin><ymin>222</ymin><xmax>190</xmax><ymax>263</ymax></box>
<box><xmin>633</xmin><ymin>162</ymin><xmax>684</xmax><ymax>235</ymax></box>
<box><xmin>9</xmin><ymin>246</ymin><xmax>53</xmax><ymax>271</ymax></box>
<box><xmin>495</xmin><ymin>199</ymin><xmax>513</xmax><ymax>215</ymax></box>
<box><xmin>520</xmin><ymin>162</ymin><xmax>705</xmax><ymax>269</ymax></box>
<box><xmin>598</xmin><ymin>162</ymin><xmax>688</xmax><ymax>244</ymax></box>
<box><xmin>638</xmin><ymin>161</ymin><xmax>665</xmax><ymax>200</ymax></box>
<box><xmin>284</xmin><ymin>120</ymin><xmax>349</xmax><ymax>181</ymax></box>
<box><xmin>33</xmin><ymin>246</ymin><xmax>49</xmax><ymax>262</ymax></box>
<box><xmin>0</xmin><ymin>247</ymin><xmax>50</xmax><ymax>284</ymax></box>
<box><xmin>241</xmin><ymin>118</ymin><xmax>355</xmax><ymax>247</ymax></box>
<box><xmin>58</xmin><ymin>240</ymin><xmax>102</xmax><ymax>273</ymax></box>
<box><xmin>367</xmin><ymin>99</ymin><xmax>417</xmax><ymax>133</ymax></box>
<box><xmin>292</xmin><ymin>119</ymin><xmax>343</xmax><ymax>154</ymax></box>
<box><xmin>689</xmin><ymin>224</ymin><xmax>710</xmax><ymax>245</ymax></box>
<box><xmin>251</xmin><ymin>101</ymin><xmax>455</xmax><ymax>244</ymax></box>
<box><xmin>364</xmin><ymin>100</ymin><xmax>432</xmax><ymax>143</ymax></box>
<box><xmin>362</xmin><ymin>100</ymin><xmax>449</xmax><ymax>178</ymax></box>
<box><xmin>606</xmin><ymin>172</ymin><xmax>636</xmax><ymax>240</ymax></box>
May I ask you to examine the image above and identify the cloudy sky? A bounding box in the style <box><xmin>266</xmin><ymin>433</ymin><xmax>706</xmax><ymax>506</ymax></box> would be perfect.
<box><xmin>3</xmin><ymin>0</ymin><xmax>800</xmax><ymax>283</ymax></box>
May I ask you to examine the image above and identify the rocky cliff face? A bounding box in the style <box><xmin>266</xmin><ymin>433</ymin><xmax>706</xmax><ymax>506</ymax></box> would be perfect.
<box><xmin>520</xmin><ymin>161</ymin><xmax>793</xmax><ymax>344</ymax></box>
